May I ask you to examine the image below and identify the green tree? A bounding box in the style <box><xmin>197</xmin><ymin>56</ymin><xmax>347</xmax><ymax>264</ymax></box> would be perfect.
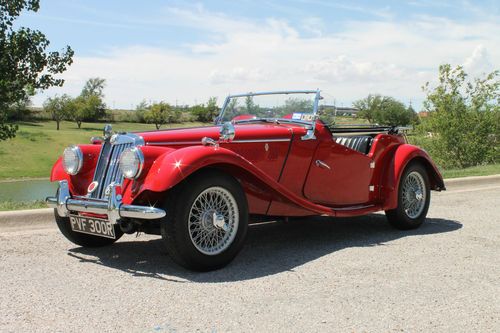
<box><xmin>169</xmin><ymin>106</ymin><xmax>182</xmax><ymax>123</ymax></box>
<box><xmin>144</xmin><ymin>102</ymin><xmax>172</xmax><ymax>129</ymax></box>
<box><xmin>353</xmin><ymin>94</ymin><xmax>383</xmax><ymax>124</ymax></box>
<box><xmin>81</xmin><ymin>77</ymin><xmax>105</xmax><ymax>98</ymax></box>
<box><xmin>245</xmin><ymin>95</ymin><xmax>258</xmax><ymax>114</ymax></box>
<box><xmin>191</xmin><ymin>97</ymin><xmax>219</xmax><ymax>122</ymax></box>
<box><xmin>206</xmin><ymin>97</ymin><xmax>219</xmax><ymax>122</ymax></box>
<box><xmin>376</xmin><ymin>97</ymin><xmax>414</xmax><ymax>126</ymax></box>
<box><xmin>419</xmin><ymin>64</ymin><xmax>499</xmax><ymax>168</ymax></box>
<box><xmin>0</xmin><ymin>0</ymin><xmax>74</xmax><ymax>140</ymax></box>
<box><xmin>135</xmin><ymin>100</ymin><xmax>149</xmax><ymax>123</ymax></box>
<box><xmin>275</xmin><ymin>98</ymin><xmax>314</xmax><ymax>118</ymax></box>
<box><xmin>190</xmin><ymin>104</ymin><xmax>207</xmax><ymax>122</ymax></box>
<box><xmin>70</xmin><ymin>95</ymin><xmax>105</xmax><ymax>128</ymax></box>
<box><xmin>43</xmin><ymin>94</ymin><xmax>72</xmax><ymax>130</ymax></box>
<box><xmin>6</xmin><ymin>86</ymin><xmax>34</xmax><ymax>121</ymax></box>
<box><xmin>407</xmin><ymin>104</ymin><xmax>420</xmax><ymax>126</ymax></box>
<box><xmin>354</xmin><ymin>95</ymin><xmax>416</xmax><ymax>126</ymax></box>
<box><xmin>67</xmin><ymin>78</ymin><xmax>107</xmax><ymax>127</ymax></box>
<box><xmin>70</xmin><ymin>96</ymin><xmax>85</xmax><ymax>128</ymax></box>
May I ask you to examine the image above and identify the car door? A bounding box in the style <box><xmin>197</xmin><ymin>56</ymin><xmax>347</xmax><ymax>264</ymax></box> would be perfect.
<box><xmin>303</xmin><ymin>139</ymin><xmax>373</xmax><ymax>206</ymax></box>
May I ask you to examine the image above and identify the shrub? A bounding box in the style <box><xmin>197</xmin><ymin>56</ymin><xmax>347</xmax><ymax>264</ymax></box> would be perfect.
<box><xmin>418</xmin><ymin>65</ymin><xmax>499</xmax><ymax>168</ymax></box>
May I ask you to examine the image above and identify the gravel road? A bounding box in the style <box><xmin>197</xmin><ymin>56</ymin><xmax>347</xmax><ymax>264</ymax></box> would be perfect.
<box><xmin>1</xmin><ymin>183</ymin><xmax>499</xmax><ymax>332</ymax></box>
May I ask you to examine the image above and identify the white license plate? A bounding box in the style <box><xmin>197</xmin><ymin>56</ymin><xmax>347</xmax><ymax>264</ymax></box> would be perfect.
<box><xmin>69</xmin><ymin>215</ymin><xmax>116</xmax><ymax>239</ymax></box>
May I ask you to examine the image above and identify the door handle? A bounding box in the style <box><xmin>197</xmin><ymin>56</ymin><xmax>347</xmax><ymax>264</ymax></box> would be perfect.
<box><xmin>315</xmin><ymin>160</ymin><xmax>331</xmax><ymax>170</ymax></box>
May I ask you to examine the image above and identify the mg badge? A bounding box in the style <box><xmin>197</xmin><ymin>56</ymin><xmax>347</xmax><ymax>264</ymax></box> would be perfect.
<box><xmin>87</xmin><ymin>181</ymin><xmax>99</xmax><ymax>194</ymax></box>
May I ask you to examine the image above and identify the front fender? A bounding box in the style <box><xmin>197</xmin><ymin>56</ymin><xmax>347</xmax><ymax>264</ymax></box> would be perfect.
<box><xmin>382</xmin><ymin>144</ymin><xmax>445</xmax><ymax>210</ymax></box>
<box><xmin>139</xmin><ymin>145</ymin><xmax>267</xmax><ymax>194</ymax></box>
<box><xmin>50</xmin><ymin>144</ymin><xmax>100</xmax><ymax>195</ymax></box>
<box><xmin>50</xmin><ymin>157</ymin><xmax>68</xmax><ymax>183</ymax></box>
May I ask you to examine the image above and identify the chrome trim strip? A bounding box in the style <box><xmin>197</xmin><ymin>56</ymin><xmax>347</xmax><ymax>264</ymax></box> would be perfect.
<box><xmin>230</xmin><ymin>138</ymin><xmax>291</xmax><ymax>143</ymax></box>
<box><xmin>147</xmin><ymin>138</ymin><xmax>291</xmax><ymax>145</ymax></box>
<box><xmin>146</xmin><ymin>141</ymin><xmax>202</xmax><ymax>146</ymax></box>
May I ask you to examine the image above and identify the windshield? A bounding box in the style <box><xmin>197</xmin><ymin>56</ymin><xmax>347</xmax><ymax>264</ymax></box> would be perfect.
<box><xmin>219</xmin><ymin>91</ymin><xmax>318</xmax><ymax>124</ymax></box>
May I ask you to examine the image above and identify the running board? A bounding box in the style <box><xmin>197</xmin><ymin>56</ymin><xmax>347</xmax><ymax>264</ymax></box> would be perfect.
<box><xmin>330</xmin><ymin>204</ymin><xmax>381</xmax><ymax>217</ymax></box>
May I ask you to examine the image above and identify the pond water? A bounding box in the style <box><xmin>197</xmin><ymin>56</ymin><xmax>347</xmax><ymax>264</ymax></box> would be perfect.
<box><xmin>0</xmin><ymin>179</ymin><xmax>57</xmax><ymax>202</ymax></box>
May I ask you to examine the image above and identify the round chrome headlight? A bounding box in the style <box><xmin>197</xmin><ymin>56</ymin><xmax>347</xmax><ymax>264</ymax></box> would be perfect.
<box><xmin>119</xmin><ymin>147</ymin><xmax>144</xmax><ymax>179</ymax></box>
<box><xmin>62</xmin><ymin>145</ymin><xmax>83</xmax><ymax>175</ymax></box>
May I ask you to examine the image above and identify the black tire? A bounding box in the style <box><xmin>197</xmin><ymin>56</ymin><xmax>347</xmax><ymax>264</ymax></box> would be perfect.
<box><xmin>54</xmin><ymin>210</ymin><xmax>123</xmax><ymax>247</ymax></box>
<box><xmin>385</xmin><ymin>162</ymin><xmax>431</xmax><ymax>230</ymax></box>
<box><xmin>161</xmin><ymin>170</ymin><xmax>248</xmax><ymax>271</ymax></box>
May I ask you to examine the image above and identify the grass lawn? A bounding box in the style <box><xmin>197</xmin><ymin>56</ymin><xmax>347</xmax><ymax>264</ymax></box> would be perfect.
<box><xmin>0</xmin><ymin>200</ymin><xmax>47</xmax><ymax>211</ymax></box>
<box><xmin>0</xmin><ymin>120</ymin><xmax>206</xmax><ymax>180</ymax></box>
<box><xmin>440</xmin><ymin>164</ymin><xmax>500</xmax><ymax>179</ymax></box>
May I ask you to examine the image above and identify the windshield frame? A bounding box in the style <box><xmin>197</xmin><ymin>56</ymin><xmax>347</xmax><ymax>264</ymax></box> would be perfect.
<box><xmin>216</xmin><ymin>90</ymin><xmax>321</xmax><ymax>127</ymax></box>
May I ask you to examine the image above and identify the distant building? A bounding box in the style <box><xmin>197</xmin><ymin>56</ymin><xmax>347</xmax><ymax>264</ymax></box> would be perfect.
<box><xmin>419</xmin><ymin>111</ymin><xmax>429</xmax><ymax>118</ymax></box>
<box><xmin>336</xmin><ymin>107</ymin><xmax>359</xmax><ymax>116</ymax></box>
<box><xmin>320</xmin><ymin>105</ymin><xmax>360</xmax><ymax>117</ymax></box>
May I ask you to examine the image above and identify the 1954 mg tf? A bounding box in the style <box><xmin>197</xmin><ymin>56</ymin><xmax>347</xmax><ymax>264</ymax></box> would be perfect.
<box><xmin>47</xmin><ymin>90</ymin><xmax>445</xmax><ymax>271</ymax></box>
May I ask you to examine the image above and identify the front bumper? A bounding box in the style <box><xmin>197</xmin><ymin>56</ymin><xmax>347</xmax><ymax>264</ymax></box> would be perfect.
<box><xmin>46</xmin><ymin>180</ymin><xmax>166</xmax><ymax>224</ymax></box>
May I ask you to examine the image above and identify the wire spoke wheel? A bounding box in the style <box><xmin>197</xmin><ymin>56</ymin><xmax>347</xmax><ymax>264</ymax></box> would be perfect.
<box><xmin>385</xmin><ymin>163</ymin><xmax>431</xmax><ymax>230</ymax></box>
<box><xmin>401</xmin><ymin>171</ymin><xmax>426</xmax><ymax>219</ymax></box>
<box><xmin>188</xmin><ymin>186</ymin><xmax>239</xmax><ymax>256</ymax></box>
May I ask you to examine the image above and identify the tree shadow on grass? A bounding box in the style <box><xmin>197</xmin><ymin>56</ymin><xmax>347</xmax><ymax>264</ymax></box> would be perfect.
<box><xmin>16</xmin><ymin>121</ymin><xmax>43</xmax><ymax>127</ymax></box>
<box><xmin>68</xmin><ymin>126</ymin><xmax>103</xmax><ymax>132</ymax></box>
<box><xmin>68</xmin><ymin>215</ymin><xmax>461</xmax><ymax>283</ymax></box>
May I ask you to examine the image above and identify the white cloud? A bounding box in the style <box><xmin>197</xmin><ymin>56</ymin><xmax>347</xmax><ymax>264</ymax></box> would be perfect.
<box><xmin>209</xmin><ymin>67</ymin><xmax>270</xmax><ymax>84</ymax></box>
<box><xmin>32</xmin><ymin>5</ymin><xmax>500</xmax><ymax>110</ymax></box>
<box><xmin>303</xmin><ymin>56</ymin><xmax>408</xmax><ymax>82</ymax></box>
<box><xmin>463</xmin><ymin>44</ymin><xmax>494</xmax><ymax>76</ymax></box>
<box><xmin>301</xmin><ymin>17</ymin><xmax>325</xmax><ymax>37</ymax></box>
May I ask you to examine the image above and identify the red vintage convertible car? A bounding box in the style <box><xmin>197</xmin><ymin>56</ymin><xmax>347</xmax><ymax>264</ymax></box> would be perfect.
<box><xmin>47</xmin><ymin>90</ymin><xmax>445</xmax><ymax>271</ymax></box>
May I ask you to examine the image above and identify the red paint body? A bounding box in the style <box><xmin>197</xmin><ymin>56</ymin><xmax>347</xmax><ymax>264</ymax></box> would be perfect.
<box><xmin>51</xmin><ymin>121</ymin><xmax>445</xmax><ymax>218</ymax></box>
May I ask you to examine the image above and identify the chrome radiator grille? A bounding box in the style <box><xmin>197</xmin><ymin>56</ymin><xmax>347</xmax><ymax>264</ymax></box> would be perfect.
<box><xmin>90</xmin><ymin>141</ymin><xmax>133</xmax><ymax>199</ymax></box>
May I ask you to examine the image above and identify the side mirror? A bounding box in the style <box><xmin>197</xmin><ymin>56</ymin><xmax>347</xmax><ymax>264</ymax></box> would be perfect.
<box><xmin>219</xmin><ymin>122</ymin><xmax>235</xmax><ymax>141</ymax></box>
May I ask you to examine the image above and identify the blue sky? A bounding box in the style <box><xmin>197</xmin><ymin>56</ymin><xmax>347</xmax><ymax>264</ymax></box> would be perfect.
<box><xmin>17</xmin><ymin>0</ymin><xmax>500</xmax><ymax>109</ymax></box>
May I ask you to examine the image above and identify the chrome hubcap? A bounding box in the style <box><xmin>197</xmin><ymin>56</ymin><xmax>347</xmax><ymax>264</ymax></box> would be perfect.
<box><xmin>188</xmin><ymin>187</ymin><xmax>239</xmax><ymax>255</ymax></box>
<box><xmin>402</xmin><ymin>171</ymin><xmax>426</xmax><ymax>219</ymax></box>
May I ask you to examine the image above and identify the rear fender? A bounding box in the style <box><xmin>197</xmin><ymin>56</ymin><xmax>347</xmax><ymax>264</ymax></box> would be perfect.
<box><xmin>382</xmin><ymin>144</ymin><xmax>445</xmax><ymax>210</ymax></box>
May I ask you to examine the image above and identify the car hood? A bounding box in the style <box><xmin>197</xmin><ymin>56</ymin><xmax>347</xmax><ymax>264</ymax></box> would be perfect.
<box><xmin>136</xmin><ymin>123</ymin><xmax>305</xmax><ymax>146</ymax></box>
